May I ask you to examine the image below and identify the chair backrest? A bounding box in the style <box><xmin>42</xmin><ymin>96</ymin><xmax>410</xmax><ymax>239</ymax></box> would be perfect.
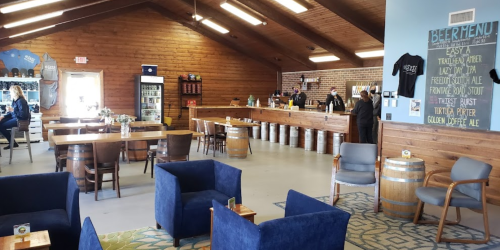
<box><xmin>204</xmin><ymin>121</ymin><xmax>216</xmax><ymax>136</ymax></box>
<box><xmin>60</xmin><ymin>117</ymin><xmax>79</xmax><ymax>123</ymax></box>
<box><xmin>195</xmin><ymin>119</ymin><xmax>205</xmax><ymax>133</ymax></box>
<box><xmin>92</xmin><ymin>141</ymin><xmax>122</xmax><ymax>167</ymax></box>
<box><xmin>451</xmin><ymin>157</ymin><xmax>492</xmax><ymax>201</ymax></box>
<box><xmin>84</xmin><ymin>124</ymin><xmax>107</xmax><ymax>134</ymax></box>
<box><xmin>166</xmin><ymin>133</ymin><xmax>193</xmax><ymax>161</ymax></box>
<box><xmin>339</xmin><ymin>142</ymin><xmax>377</xmax><ymax>172</ymax></box>
<box><xmin>80</xmin><ymin>118</ymin><xmax>101</xmax><ymax>123</ymax></box>
<box><xmin>79</xmin><ymin>217</ymin><xmax>103</xmax><ymax>250</ymax></box>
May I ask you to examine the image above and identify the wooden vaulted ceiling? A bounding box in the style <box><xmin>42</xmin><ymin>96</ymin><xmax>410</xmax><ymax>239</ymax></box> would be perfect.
<box><xmin>0</xmin><ymin>0</ymin><xmax>385</xmax><ymax>72</ymax></box>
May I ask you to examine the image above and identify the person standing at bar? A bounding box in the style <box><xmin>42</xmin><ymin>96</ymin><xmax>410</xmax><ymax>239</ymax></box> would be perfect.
<box><xmin>352</xmin><ymin>90</ymin><xmax>373</xmax><ymax>143</ymax></box>
<box><xmin>0</xmin><ymin>85</ymin><xmax>30</xmax><ymax>149</ymax></box>
<box><xmin>290</xmin><ymin>85</ymin><xmax>307</xmax><ymax>109</ymax></box>
<box><xmin>325</xmin><ymin>86</ymin><xmax>345</xmax><ymax>111</ymax></box>
<box><xmin>370</xmin><ymin>85</ymin><xmax>381</xmax><ymax>144</ymax></box>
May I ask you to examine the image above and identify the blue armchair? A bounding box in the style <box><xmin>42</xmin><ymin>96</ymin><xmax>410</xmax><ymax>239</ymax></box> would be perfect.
<box><xmin>154</xmin><ymin>159</ymin><xmax>242</xmax><ymax>247</ymax></box>
<box><xmin>0</xmin><ymin>172</ymin><xmax>81</xmax><ymax>250</ymax></box>
<box><xmin>79</xmin><ymin>217</ymin><xmax>103</xmax><ymax>250</ymax></box>
<box><xmin>212</xmin><ymin>189</ymin><xmax>351</xmax><ymax>250</ymax></box>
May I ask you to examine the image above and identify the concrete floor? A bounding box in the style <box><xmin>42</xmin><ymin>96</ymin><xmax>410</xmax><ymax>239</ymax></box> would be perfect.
<box><xmin>1</xmin><ymin>139</ymin><xmax>499</xmax><ymax>250</ymax></box>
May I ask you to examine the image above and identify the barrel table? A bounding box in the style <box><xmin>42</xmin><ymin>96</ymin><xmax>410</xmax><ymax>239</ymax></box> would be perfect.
<box><xmin>381</xmin><ymin>157</ymin><xmax>425</xmax><ymax>220</ymax></box>
<box><xmin>128</xmin><ymin>141</ymin><xmax>148</xmax><ymax>161</ymax></box>
<box><xmin>66</xmin><ymin>144</ymin><xmax>102</xmax><ymax>192</ymax></box>
<box><xmin>227</xmin><ymin>127</ymin><xmax>249</xmax><ymax>159</ymax></box>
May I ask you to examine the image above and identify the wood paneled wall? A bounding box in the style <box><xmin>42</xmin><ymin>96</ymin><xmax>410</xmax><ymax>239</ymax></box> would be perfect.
<box><xmin>379</xmin><ymin>121</ymin><xmax>500</xmax><ymax>206</ymax></box>
<box><xmin>0</xmin><ymin>8</ymin><xmax>277</xmax><ymax>139</ymax></box>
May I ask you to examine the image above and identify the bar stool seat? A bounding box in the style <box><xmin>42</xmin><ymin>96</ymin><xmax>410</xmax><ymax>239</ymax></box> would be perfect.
<box><xmin>10</xmin><ymin>119</ymin><xmax>32</xmax><ymax>164</ymax></box>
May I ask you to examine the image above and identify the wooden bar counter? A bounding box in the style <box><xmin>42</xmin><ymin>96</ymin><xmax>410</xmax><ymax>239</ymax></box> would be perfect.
<box><xmin>190</xmin><ymin>106</ymin><xmax>358</xmax><ymax>154</ymax></box>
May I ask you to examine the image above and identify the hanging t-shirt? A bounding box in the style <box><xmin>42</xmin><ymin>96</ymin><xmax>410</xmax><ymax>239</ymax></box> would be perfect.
<box><xmin>392</xmin><ymin>53</ymin><xmax>424</xmax><ymax>98</ymax></box>
<box><xmin>18</xmin><ymin>50</ymin><xmax>40</xmax><ymax>70</ymax></box>
<box><xmin>0</xmin><ymin>48</ymin><xmax>20</xmax><ymax>71</ymax></box>
<box><xmin>40</xmin><ymin>81</ymin><xmax>58</xmax><ymax>110</ymax></box>
<box><xmin>41</xmin><ymin>52</ymin><xmax>58</xmax><ymax>80</ymax></box>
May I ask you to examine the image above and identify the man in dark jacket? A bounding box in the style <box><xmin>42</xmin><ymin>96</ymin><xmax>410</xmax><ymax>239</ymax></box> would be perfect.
<box><xmin>325</xmin><ymin>86</ymin><xmax>345</xmax><ymax>111</ymax></box>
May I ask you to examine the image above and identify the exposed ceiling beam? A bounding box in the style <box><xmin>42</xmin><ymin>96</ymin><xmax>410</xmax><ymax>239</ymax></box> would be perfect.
<box><xmin>176</xmin><ymin>0</ymin><xmax>316</xmax><ymax>70</ymax></box>
<box><xmin>0</xmin><ymin>0</ymin><xmax>148</xmax><ymax>39</ymax></box>
<box><xmin>0</xmin><ymin>0</ymin><xmax>110</xmax><ymax>27</ymax></box>
<box><xmin>0</xmin><ymin>2</ymin><xmax>149</xmax><ymax>47</ymax></box>
<box><xmin>0</xmin><ymin>0</ymin><xmax>27</xmax><ymax>8</ymax></box>
<box><xmin>236</xmin><ymin>0</ymin><xmax>363</xmax><ymax>67</ymax></box>
<box><xmin>314</xmin><ymin>0</ymin><xmax>384</xmax><ymax>43</ymax></box>
<box><xmin>149</xmin><ymin>2</ymin><xmax>281</xmax><ymax>71</ymax></box>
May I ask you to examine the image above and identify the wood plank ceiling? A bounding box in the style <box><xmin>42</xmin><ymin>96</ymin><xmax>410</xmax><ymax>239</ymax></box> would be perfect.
<box><xmin>0</xmin><ymin>0</ymin><xmax>385</xmax><ymax>72</ymax></box>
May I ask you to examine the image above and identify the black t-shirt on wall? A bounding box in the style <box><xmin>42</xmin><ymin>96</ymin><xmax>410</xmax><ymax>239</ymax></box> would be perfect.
<box><xmin>392</xmin><ymin>53</ymin><xmax>424</xmax><ymax>98</ymax></box>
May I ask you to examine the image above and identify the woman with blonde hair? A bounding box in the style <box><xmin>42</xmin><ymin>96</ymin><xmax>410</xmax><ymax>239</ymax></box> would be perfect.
<box><xmin>0</xmin><ymin>85</ymin><xmax>30</xmax><ymax>149</ymax></box>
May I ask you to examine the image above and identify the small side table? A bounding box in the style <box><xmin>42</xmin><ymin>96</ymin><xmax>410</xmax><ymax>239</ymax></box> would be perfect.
<box><xmin>0</xmin><ymin>230</ymin><xmax>51</xmax><ymax>250</ymax></box>
<box><xmin>210</xmin><ymin>204</ymin><xmax>256</xmax><ymax>246</ymax></box>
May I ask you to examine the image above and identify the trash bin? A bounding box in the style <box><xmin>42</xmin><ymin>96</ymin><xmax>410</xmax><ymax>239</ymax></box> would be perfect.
<box><xmin>279</xmin><ymin>124</ymin><xmax>289</xmax><ymax>145</ymax></box>
<box><xmin>305</xmin><ymin>128</ymin><xmax>314</xmax><ymax>151</ymax></box>
<box><xmin>290</xmin><ymin>126</ymin><xmax>299</xmax><ymax>148</ymax></box>
<box><xmin>317</xmin><ymin>130</ymin><xmax>327</xmax><ymax>154</ymax></box>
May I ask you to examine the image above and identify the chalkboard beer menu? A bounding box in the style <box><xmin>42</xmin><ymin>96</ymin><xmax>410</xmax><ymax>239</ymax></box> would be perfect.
<box><xmin>424</xmin><ymin>21</ymin><xmax>497</xmax><ymax>130</ymax></box>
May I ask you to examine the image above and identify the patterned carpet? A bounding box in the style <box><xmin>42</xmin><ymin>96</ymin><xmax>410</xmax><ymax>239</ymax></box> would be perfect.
<box><xmin>99</xmin><ymin>227</ymin><xmax>210</xmax><ymax>250</ymax></box>
<box><xmin>274</xmin><ymin>192</ymin><xmax>500</xmax><ymax>250</ymax></box>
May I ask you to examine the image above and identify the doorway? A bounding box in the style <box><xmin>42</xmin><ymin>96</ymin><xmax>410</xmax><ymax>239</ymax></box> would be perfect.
<box><xmin>60</xmin><ymin>69</ymin><xmax>104</xmax><ymax>117</ymax></box>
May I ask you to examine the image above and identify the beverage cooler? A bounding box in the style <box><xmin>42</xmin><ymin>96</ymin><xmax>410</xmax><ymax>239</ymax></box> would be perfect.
<box><xmin>134</xmin><ymin>75</ymin><xmax>164</xmax><ymax>123</ymax></box>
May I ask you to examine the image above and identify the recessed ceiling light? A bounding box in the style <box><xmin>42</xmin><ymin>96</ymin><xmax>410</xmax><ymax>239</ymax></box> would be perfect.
<box><xmin>193</xmin><ymin>14</ymin><xmax>203</xmax><ymax>21</ymax></box>
<box><xmin>4</xmin><ymin>11</ymin><xmax>64</xmax><ymax>28</ymax></box>
<box><xmin>309</xmin><ymin>55</ymin><xmax>340</xmax><ymax>62</ymax></box>
<box><xmin>9</xmin><ymin>25</ymin><xmax>56</xmax><ymax>38</ymax></box>
<box><xmin>0</xmin><ymin>0</ymin><xmax>63</xmax><ymax>14</ymax></box>
<box><xmin>221</xmin><ymin>3</ymin><xmax>262</xmax><ymax>25</ymax></box>
<box><xmin>274</xmin><ymin>0</ymin><xmax>307</xmax><ymax>13</ymax></box>
<box><xmin>201</xmin><ymin>19</ymin><xmax>229</xmax><ymax>34</ymax></box>
<box><xmin>355</xmin><ymin>50</ymin><xmax>385</xmax><ymax>58</ymax></box>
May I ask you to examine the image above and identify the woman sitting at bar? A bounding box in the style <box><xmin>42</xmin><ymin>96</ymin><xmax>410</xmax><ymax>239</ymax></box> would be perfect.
<box><xmin>0</xmin><ymin>85</ymin><xmax>30</xmax><ymax>149</ymax></box>
<box><xmin>352</xmin><ymin>90</ymin><xmax>373</xmax><ymax>143</ymax></box>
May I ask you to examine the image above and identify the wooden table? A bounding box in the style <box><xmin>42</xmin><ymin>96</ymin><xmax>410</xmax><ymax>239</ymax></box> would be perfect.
<box><xmin>192</xmin><ymin>117</ymin><xmax>258</xmax><ymax>159</ymax></box>
<box><xmin>44</xmin><ymin>121</ymin><xmax>163</xmax><ymax>130</ymax></box>
<box><xmin>210</xmin><ymin>204</ymin><xmax>256</xmax><ymax>246</ymax></box>
<box><xmin>0</xmin><ymin>230</ymin><xmax>51</xmax><ymax>250</ymax></box>
<box><xmin>53</xmin><ymin>130</ymin><xmax>202</xmax><ymax>191</ymax></box>
<box><xmin>41</xmin><ymin>115</ymin><xmax>137</xmax><ymax>121</ymax></box>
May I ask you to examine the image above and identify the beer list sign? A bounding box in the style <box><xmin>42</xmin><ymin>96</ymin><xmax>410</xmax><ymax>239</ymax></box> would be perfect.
<box><xmin>424</xmin><ymin>21</ymin><xmax>497</xmax><ymax>130</ymax></box>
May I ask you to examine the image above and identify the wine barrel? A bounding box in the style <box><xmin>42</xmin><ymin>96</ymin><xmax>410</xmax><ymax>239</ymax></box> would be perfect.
<box><xmin>381</xmin><ymin>157</ymin><xmax>425</xmax><ymax>220</ymax></box>
<box><xmin>227</xmin><ymin>127</ymin><xmax>249</xmax><ymax>159</ymax></box>
<box><xmin>128</xmin><ymin>141</ymin><xmax>148</xmax><ymax>161</ymax></box>
<box><xmin>67</xmin><ymin>144</ymin><xmax>101</xmax><ymax>192</ymax></box>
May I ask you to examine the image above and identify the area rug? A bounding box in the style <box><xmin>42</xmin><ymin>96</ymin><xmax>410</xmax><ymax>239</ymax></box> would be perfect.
<box><xmin>274</xmin><ymin>192</ymin><xmax>500</xmax><ymax>250</ymax></box>
<box><xmin>99</xmin><ymin>227</ymin><xmax>210</xmax><ymax>250</ymax></box>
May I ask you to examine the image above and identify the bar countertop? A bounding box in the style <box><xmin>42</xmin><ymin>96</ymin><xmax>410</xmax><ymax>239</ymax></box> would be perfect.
<box><xmin>189</xmin><ymin>106</ymin><xmax>353</xmax><ymax>116</ymax></box>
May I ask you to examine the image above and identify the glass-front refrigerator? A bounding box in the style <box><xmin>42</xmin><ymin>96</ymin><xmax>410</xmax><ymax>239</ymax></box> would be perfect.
<box><xmin>134</xmin><ymin>75</ymin><xmax>164</xmax><ymax>123</ymax></box>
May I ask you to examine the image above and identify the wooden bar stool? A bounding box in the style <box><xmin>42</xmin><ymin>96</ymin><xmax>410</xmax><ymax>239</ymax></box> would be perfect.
<box><xmin>9</xmin><ymin>120</ymin><xmax>32</xmax><ymax>164</ymax></box>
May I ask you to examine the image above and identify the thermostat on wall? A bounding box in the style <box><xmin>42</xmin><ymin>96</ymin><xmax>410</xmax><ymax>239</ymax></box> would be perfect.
<box><xmin>383</xmin><ymin>91</ymin><xmax>392</xmax><ymax>98</ymax></box>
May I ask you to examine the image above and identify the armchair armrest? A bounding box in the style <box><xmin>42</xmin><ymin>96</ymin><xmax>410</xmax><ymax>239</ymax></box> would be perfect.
<box><xmin>333</xmin><ymin>154</ymin><xmax>340</xmax><ymax>172</ymax></box>
<box><xmin>423</xmin><ymin>169</ymin><xmax>451</xmax><ymax>187</ymax></box>
<box><xmin>154</xmin><ymin>165</ymin><xmax>183</xmax><ymax>236</ymax></box>
<box><xmin>285</xmin><ymin>190</ymin><xmax>338</xmax><ymax>217</ymax></box>
<box><xmin>444</xmin><ymin>178</ymin><xmax>489</xmax><ymax>204</ymax></box>
<box><xmin>214</xmin><ymin>161</ymin><xmax>242</xmax><ymax>204</ymax></box>
<box><xmin>260</xmin><ymin>210</ymin><xmax>350</xmax><ymax>250</ymax></box>
<box><xmin>212</xmin><ymin>200</ymin><xmax>260</xmax><ymax>250</ymax></box>
<box><xmin>65</xmin><ymin>173</ymin><xmax>81</xmax><ymax>248</ymax></box>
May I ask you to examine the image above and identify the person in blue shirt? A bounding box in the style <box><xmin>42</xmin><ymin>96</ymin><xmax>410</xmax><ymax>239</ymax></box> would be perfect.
<box><xmin>0</xmin><ymin>85</ymin><xmax>30</xmax><ymax>149</ymax></box>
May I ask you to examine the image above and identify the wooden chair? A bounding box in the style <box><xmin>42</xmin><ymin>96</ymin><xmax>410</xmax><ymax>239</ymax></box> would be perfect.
<box><xmin>204</xmin><ymin>121</ymin><xmax>226</xmax><ymax>156</ymax></box>
<box><xmin>330</xmin><ymin>142</ymin><xmax>380</xmax><ymax>212</ymax></box>
<box><xmin>54</xmin><ymin>129</ymin><xmax>70</xmax><ymax>172</ymax></box>
<box><xmin>413</xmin><ymin>157</ymin><xmax>492</xmax><ymax>243</ymax></box>
<box><xmin>143</xmin><ymin>126</ymin><xmax>164</xmax><ymax>178</ymax></box>
<box><xmin>195</xmin><ymin>119</ymin><xmax>208</xmax><ymax>153</ymax></box>
<box><xmin>60</xmin><ymin>117</ymin><xmax>80</xmax><ymax>135</ymax></box>
<box><xmin>84</xmin><ymin>141</ymin><xmax>122</xmax><ymax>201</ymax></box>
<box><xmin>157</xmin><ymin>133</ymin><xmax>193</xmax><ymax>163</ymax></box>
<box><xmin>109</xmin><ymin>126</ymin><xmax>126</xmax><ymax>162</ymax></box>
<box><xmin>82</xmin><ymin>124</ymin><xmax>108</xmax><ymax>134</ymax></box>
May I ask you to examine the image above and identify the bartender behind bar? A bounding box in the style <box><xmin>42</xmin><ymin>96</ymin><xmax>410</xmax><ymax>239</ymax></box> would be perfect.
<box><xmin>290</xmin><ymin>85</ymin><xmax>307</xmax><ymax>108</ymax></box>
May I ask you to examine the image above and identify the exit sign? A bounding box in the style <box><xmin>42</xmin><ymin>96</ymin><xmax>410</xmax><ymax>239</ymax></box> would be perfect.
<box><xmin>75</xmin><ymin>57</ymin><xmax>88</xmax><ymax>64</ymax></box>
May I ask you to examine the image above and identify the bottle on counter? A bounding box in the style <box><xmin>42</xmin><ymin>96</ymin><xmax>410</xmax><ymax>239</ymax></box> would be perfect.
<box><xmin>329</xmin><ymin>102</ymin><xmax>333</xmax><ymax>113</ymax></box>
<box><xmin>256</xmin><ymin>98</ymin><xmax>260</xmax><ymax>107</ymax></box>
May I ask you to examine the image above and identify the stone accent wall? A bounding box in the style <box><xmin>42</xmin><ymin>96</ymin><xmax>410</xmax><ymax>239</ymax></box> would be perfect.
<box><xmin>282</xmin><ymin>67</ymin><xmax>383</xmax><ymax>104</ymax></box>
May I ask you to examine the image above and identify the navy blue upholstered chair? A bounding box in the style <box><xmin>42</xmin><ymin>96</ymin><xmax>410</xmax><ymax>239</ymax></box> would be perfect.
<box><xmin>79</xmin><ymin>217</ymin><xmax>103</xmax><ymax>250</ymax></box>
<box><xmin>330</xmin><ymin>142</ymin><xmax>380</xmax><ymax>212</ymax></box>
<box><xmin>212</xmin><ymin>189</ymin><xmax>351</xmax><ymax>250</ymax></box>
<box><xmin>0</xmin><ymin>172</ymin><xmax>81</xmax><ymax>250</ymax></box>
<box><xmin>413</xmin><ymin>157</ymin><xmax>492</xmax><ymax>243</ymax></box>
<box><xmin>154</xmin><ymin>159</ymin><xmax>242</xmax><ymax>247</ymax></box>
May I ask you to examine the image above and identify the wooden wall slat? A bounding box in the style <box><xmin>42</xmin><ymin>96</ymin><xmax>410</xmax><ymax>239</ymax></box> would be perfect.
<box><xmin>380</xmin><ymin>121</ymin><xmax>500</xmax><ymax>206</ymax></box>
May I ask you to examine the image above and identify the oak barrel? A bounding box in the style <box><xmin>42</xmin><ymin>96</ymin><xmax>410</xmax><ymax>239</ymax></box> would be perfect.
<box><xmin>227</xmin><ymin>127</ymin><xmax>249</xmax><ymax>159</ymax></box>
<box><xmin>67</xmin><ymin>144</ymin><xmax>101</xmax><ymax>192</ymax></box>
<box><xmin>128</xmin><ymin>141</ymin><xmax>147</xmax><ymax>161</ymax></box>
<box><xmin>381</xmin><ymin>157</ymin><xmax>425</xmax><ymax>220</ymax></box>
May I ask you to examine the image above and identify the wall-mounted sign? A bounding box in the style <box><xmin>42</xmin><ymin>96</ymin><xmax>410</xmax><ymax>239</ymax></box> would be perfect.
<box><xmin>424</xmin><ymin>21</ymin><xmax>498</xmax><ymax>130</ymax></box>
<box><xmin>75</xmin><ymin>57</ymin><xmax>88</xmax><ymax>64</ymax></box>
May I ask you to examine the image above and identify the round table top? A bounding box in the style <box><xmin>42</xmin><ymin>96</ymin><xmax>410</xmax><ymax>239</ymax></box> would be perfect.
<box><xmin>385</xmin><ymin>157</ymin><xmax>425</xmax><ymax>165</ymax></box>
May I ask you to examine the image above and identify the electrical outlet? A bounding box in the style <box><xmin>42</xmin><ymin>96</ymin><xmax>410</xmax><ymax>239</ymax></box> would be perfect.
<box><xmin>386</xmin><ymin>113</ymin><xmax>392</xmax><ymax>120</ymax></box>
